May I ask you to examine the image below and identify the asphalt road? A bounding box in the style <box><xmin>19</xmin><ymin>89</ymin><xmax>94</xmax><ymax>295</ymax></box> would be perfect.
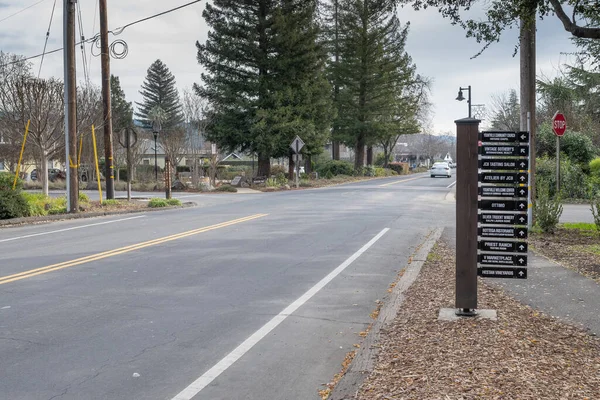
<box><xmin>1</xmin><ymin>173</ymin><xmax>456</xmax><ymax>400</ymax></box>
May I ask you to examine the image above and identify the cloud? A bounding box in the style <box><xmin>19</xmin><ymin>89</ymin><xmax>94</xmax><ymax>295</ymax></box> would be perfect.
<box><xmin>0</xmin><ymin>0</ymin><xmax>580</xmax><ymax>134</ymax></box>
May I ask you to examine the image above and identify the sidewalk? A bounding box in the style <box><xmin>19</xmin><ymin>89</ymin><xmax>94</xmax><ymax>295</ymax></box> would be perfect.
<box><xmin>443</xmin><ymin>227</ymin><xmax>600</xmax><ymax>336</ymax></box>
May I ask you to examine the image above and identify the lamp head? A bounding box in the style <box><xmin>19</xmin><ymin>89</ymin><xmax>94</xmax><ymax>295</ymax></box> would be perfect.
<box><xmin>456</xmin><ymin>89</ymin><xmax>465</xmax><ymax>102</ymax></box>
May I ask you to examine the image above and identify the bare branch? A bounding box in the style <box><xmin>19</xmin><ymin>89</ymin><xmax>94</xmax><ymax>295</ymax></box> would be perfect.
<box><xmin>549</xmin><ymin>0</ymin><xmax>600</xmax><ymax>39</ymax></box>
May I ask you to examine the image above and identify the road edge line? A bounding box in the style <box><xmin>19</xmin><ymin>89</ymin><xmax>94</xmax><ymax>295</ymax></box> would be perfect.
<box><xmin>329</xmin><ymin>227</ymin><xmax>444</xmax><ymax>400</ymax></box>
<box><xmin>171</xmin><ymin>228</ymin><xmax>390</xmax><ymax>400</ymax></box>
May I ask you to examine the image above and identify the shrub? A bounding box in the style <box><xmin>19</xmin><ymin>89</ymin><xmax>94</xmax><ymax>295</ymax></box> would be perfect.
<box><xmin>0</xmin><ymin>190</ymin><xmax>29</xmax><ymax>219</ymax></box>
<box><xmin>0</xmin><ymin>172</ymin><xmax>21</xmax><ymax>191</ymax></box>
<box><xmin>215</xmin><ymin>185</ymin><xmax>238</xmax><ymax>193</ymax></box>
<box><xmin>388</xmin><ymin>163</ymin><xmax>405</xmax><ymax>175</ymax></box>
<box><xmin>270</xmin><ymin>165</ymin><xmax>287</xmax><ymax>176</ymax></box>
<box><xmin>363</xmin><ymin>165</ymin><xmax>376</xmax><ymax>177</ymax></box>
<box><xmin>79</xmin><ymin>193</ymin><xmax>90</xmax><ymax>203</ymax></box>
<box><xmin>148</xmin><ymin>198</ymin><xmax>168</xmax><ymax>208</ymax></box>
<box><xmin>166</xmin><ymin>198</ymin><xmax>182</xmax><ymax>206</ymax></box>
<box><xmin>590</xmin><ymin>158</ymin><xmax>600</xmax><ymax>178</ymax></box>
<box><xmin>374</xmin><ymin>153</ymin><xmax>392</xmax><ymax>167</ymax></box>
<box><xmin>316</xmin><ymin>160</ymin><xmax>355</xmax><ymax>177</ymax></box>
<box><xmin>266</xmin><ymin>177</ymin><xmax>279</xmax><ymax>188</ymax></box>
<box><xmin>22</xmin><ymin>192</ymin><xmax>49</xmax><ymax>216</ymax></box>
<box><xmin>537</xmin><ymin>122</ymin><xmax>597</xmax><ymax>165</ymax></box>
<box><xmin>534</xmin><ymin>180</ymin><xmax>563</xmax><ymax>233</ymax></box>
<box><xmin>536</xmin><ymin>156</ymin><xmax>588</xmax><ymax>199</ymax></box>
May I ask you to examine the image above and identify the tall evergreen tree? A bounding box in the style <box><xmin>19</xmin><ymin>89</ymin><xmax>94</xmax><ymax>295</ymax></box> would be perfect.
<box><xmin>196</xmin><ymin>0</ymin><xmax>332</xmax><ymax>176</ymax></box>
<box><xmin>135</xmin><ymin>60</ymin><xmax>183</xmax><ymax>129</ymax></box>
<box><xmin>333</xmin><ymin>0</ymin><xmax>416</xmax><ymax>169</ymax></box>
<box><xmin>110</xmin><ymin>75</ymin><xmax>133</xmax><ymax>133</ymax></box>
<box><xmin>266</xmin><ymin>0</ymin><xmax>334</xmax><ymax>171</ymax></box>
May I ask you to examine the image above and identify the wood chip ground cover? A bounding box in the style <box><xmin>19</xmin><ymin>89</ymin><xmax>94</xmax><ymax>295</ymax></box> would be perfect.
<box><xmin>354</xmin><ymin>241</ymin><xmax>600</xmax><ymax>400</ymax></box>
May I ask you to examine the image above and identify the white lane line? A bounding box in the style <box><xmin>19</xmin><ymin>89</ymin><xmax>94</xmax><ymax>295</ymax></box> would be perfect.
<box><xmin>447</xmin><ymin>181</ymin><xmax>457</xmax><ymax>188</ymax></box>
<box><xmin>0</xmin><ymin>215</ymin><xmax>146</xmax><ymax>243</ymax></box>
<box><xmin>171</xmin><ymin>228</ymin><xmax>390</xmax><ymax>400</ymax></box>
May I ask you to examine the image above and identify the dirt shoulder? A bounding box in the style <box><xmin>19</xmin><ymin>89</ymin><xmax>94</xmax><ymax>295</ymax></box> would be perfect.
<box><xmin>529</xmin><ymin>227</ymin><xmax>600</xmax><ymax>284</ymax></box>
<box><xmin>334</xmin><ymin>239</ymin><xmax>600</xmax><ymax>400</ymax></box>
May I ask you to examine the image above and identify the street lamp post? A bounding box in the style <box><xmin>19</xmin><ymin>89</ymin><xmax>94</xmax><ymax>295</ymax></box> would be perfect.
<box><xmin>152</xmin><ymin>120</ymin><xmax>161</xmax><ymax>181</ymax></box>
<box><xmin>456</xmin><ymin>85</ymin><xmax>472</xmax><ymax>118</ymax></box>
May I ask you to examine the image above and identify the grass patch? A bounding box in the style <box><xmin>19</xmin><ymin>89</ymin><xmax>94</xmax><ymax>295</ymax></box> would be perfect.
<box><xmin>562</xmin><ymin>222</ymin><xmax>596</xmax><ymax>231</ymax></box>
<box><xmin>102</xmin><ymin>199</ymin><xmax>120</xmax><ymax>206</ymax></box>
<box><xmin>561</xmin><ymin>222</ymin><xmax>599</xmax><ymax>237</ymax></box>
<box><xmin>148</xmin><ymin>198</ymin><xmax>168</xmax><ymax>208</ymax></box>
<box><xmin>573</xmin><ymin>244</ymin><xmax>600</xmax><ymax>256</ymax></box>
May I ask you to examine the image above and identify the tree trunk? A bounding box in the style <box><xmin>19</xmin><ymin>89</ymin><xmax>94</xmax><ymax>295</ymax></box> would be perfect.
<box><xmin>366</xmin><ymin>146</ymin><xmax>373</xmax><ymax>165</ymax></box>
<box><xmin>520</xmin><ymin>12</ymin><xmax>536</xmax><ymax>221</ymax></box>
<box><xmin>257</xmin><ymin>153</ymin><xmax>270</xmax><ymax>177</ymax></box>
<box><xmin>332</xmin><ymin>142</ymin><xmax>340</xmax><ymax>160</ymax></box>
<box><xmin>305</xmin><ymin>154</ymin><xmax>312</xmax><ymax>174</ymax></box>
<box><xmin>355</xmin><ymin>136</ymin><xmax>365</xmax><ymax>170</ymax></box>
<box><xmin>40</xmin><ymin>152</ymin><xmax>49</xmax><ymax>196</ymax></box>
<box><xmin>383</xmin><ymin>148</ymin><xmax>390</xmax><ymax>168</ymax></box>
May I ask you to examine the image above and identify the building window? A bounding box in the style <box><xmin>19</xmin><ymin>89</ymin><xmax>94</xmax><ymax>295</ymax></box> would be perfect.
<box><xmin>0</xmin><ymin>161</ymin><xmax>5</xmax><ymax>171</ymax></box>
<box><xmin>143</xmin><ymin>159</ymin><xmax>150</xmax><ymax>165</ymax></box>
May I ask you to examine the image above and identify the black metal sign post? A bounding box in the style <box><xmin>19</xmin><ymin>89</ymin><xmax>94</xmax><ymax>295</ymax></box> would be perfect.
<box><xmin>477</xmin><ymin>130</ymin><xmax>530</xmax><ymax>280</ymax></box>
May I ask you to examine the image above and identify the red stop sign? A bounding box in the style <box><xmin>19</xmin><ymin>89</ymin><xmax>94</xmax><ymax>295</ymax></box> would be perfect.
<box><xmin>552</xmin><ymin>112</ymin><xmax>567</xmax><ymax>136</ymax></box>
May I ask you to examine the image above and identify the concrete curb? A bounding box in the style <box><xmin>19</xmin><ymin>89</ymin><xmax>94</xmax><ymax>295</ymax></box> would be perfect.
<box><xmin>0</xmin><ymin>202</ymin><xmax>196</xmax><ymax>228</ymax></box>
<box><xmin>330</xmin><ymin>227</ymin><xmax>444</xmax><ymax>400</ymax></box>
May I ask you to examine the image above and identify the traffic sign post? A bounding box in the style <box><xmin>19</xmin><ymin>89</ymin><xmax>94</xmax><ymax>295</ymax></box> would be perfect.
<box><xmin>290</xmin><ymin>136</ymin><xmax>305</xmax><ymax>189</ymax></box>
<box><xmin>476</xmin><ymin>130</ymin><xmax>531</xmax><ymax>280</ymax></box>
<box><xmin>552</xmin><ymin>112</ymin><xmax>566</xmax><ymax>194</ymax></box>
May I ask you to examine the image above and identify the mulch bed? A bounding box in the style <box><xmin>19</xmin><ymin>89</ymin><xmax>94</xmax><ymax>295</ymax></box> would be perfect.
<box><xmin>353</xmin><ymin>240</ymin><xmax>600</xmax><ymax>400</ymax></box>
<box><xmin>529</xmin><ymin>228</ymin><xmax>600</xmax><ymax>283</ymax></box>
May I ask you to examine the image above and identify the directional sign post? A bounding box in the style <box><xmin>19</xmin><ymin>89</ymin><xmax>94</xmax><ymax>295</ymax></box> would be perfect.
<box><xmin>290</xmin><ymin>136</ymin><xmax>305</xmax><ymax>189</ymax></box>
<box><xmin>477</xmin><ymin>130</ymin><xmax>530</xmax><ymax>280</ymax></box>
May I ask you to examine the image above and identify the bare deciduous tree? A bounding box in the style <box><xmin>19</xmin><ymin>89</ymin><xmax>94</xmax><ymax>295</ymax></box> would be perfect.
<box><xmin>0</xmin><ymin>75</ymin><xmax>64</xmax><ymax>195</ymax></box>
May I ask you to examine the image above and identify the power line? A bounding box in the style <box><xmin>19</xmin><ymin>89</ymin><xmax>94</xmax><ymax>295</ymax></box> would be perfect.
<box><xmin>0</xmin><ymin>0</ymin><xmax>204</xmax><ymax>69</ymax></box>
<box><xmin>76</xmin><ymin>0</ymin><xmax>89</xmax><ymax>82</ymax></box>
<box><xmin>37</xmin><ymin>0</ymin><xmax>57</xmax><ymax>78</ymax></box>
<box><xmin>0</xmin><ymin>0</ymin><xmax>48</xmax><ymax>24</ymax></box>
<box><xmin>88</xmin><ymin>0</ymin><xmax>99</xmax><ymax>76</ymax></box>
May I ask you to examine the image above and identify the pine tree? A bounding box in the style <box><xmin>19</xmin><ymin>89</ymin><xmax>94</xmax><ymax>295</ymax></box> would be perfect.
<box><xmin>196</xmin><ymin>0</ymin><xmax>332</xmax><ymax>176</ymax></box>
<box><xmin>111</xmin><ymin>75</ymin><xmax>133</xmax><ymax>133</ymax></box>
<box><xmin>135</xmin><ymin>60</ymin><xmax>183</xmax><ymax>129</ymax></box>
<box><xmin>266</xmin><ymin>0</ymin><xmax>334</xmax><ymax>171</ymax></box>
<box><xmin>333</xmin><ymin>0</ymin><xmax>415</xmax><ymax>169</ymax></box>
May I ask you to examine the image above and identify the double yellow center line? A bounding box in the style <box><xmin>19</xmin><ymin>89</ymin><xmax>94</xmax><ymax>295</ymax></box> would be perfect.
<box><xmin>0</xmin><ymin>214</ymin><xmax>267</xmax><ymax>286</ymax></box>
<box><xmin>379</xmin><ymin>176</ymin><xmax>425</xmax><ymax>187</ymax></box>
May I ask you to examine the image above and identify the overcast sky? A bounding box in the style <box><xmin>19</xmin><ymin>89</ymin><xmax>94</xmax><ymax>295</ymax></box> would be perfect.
<box><xmin>0</xmin><ymin>0</ymin><xmax>579</xmax><ymax>134</ymax></box>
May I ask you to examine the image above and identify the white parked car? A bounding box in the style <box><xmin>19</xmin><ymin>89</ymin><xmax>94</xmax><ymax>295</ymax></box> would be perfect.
<box><xmin>430</xmin><ymin>162</ymin><xmax>452</xmax><ymax>178</ymax></box>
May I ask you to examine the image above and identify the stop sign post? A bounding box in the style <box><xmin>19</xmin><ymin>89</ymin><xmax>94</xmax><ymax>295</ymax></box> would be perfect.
<box><xmin>553</xmin><ymin>112</ymin><xmax>566</xmax><ymax>193</ymax></box>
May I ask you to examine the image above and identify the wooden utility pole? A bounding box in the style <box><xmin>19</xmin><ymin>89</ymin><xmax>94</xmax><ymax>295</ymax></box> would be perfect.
<box><xmin>99</xmin><ymin>0</ymin><xmax>115</xmax><ymax>199</ymax></box>
<box><xmin>63</xmin><ymin>0</ymin><xmax>78</xmax><ymax>212</ymax></box>
<box><xmin>520</xmin><ymin>5</ymin><xmax>536</xmax><ymax>222</ymax></box>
